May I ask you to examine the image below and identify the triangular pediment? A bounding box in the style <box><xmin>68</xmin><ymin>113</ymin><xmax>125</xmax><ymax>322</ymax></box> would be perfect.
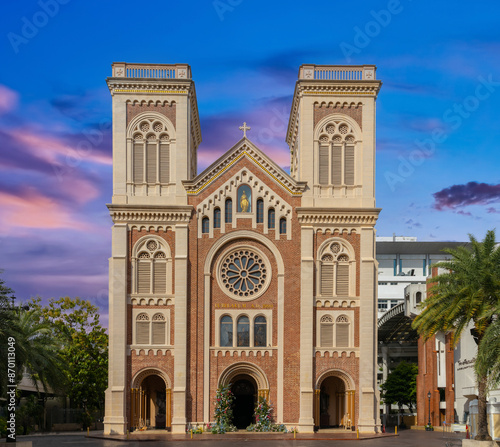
<box><xmin>182</xmin><ymin>138</ymin><xmax>307</xmax><ymax>196</ymax></box>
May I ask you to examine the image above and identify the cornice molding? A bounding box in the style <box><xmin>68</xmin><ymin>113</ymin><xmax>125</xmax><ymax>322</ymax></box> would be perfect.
<box><xmin>107</xmin><ymin>204</ymin><xmax>193</xmax><ymax>224</ymax></box>
<box><xmin>296</xmin><ymin>207</ymin><xmax>381</xmax><ymax>225</ymax></box>
<box><xmin>183</xmin><ymin>139</ymin><xmax>307</xmax><ymax>196</ymax></box>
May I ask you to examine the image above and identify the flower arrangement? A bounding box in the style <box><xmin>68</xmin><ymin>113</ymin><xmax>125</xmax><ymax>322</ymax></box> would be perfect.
<box><xmin>211</xmin><ymin>384</ymin><xmax>237</xmax><ymax>434</ymax></box>
<box><xmin>246</xmin><ymin>397</ymin><xmax>288</xmax><ymax>432</ymax></box>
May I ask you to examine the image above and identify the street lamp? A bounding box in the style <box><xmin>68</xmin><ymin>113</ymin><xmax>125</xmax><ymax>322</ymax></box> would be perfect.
<box><xmin>427</xmin><ymin>391</ymin><xmax>431</xmax><ymax>429</ymax></box>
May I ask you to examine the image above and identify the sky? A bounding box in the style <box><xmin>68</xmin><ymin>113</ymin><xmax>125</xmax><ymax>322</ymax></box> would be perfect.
<box><xmin>1</xmin><ymin>0</ymin><xmax>500</xmax><ymax>325</ymax></box>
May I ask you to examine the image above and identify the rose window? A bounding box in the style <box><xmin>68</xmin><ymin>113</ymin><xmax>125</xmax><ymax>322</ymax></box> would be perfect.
<box><xmin>219</xmin><ymin>249</ymin><xmax>269</xmax><ymax>299</ymax></box>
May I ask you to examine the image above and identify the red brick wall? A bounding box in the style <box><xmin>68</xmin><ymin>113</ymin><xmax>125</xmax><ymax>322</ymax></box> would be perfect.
<box><xmin>127</xmin><ymin>102</ymin><xmax>176</xmax><ymax>128</ymax></box>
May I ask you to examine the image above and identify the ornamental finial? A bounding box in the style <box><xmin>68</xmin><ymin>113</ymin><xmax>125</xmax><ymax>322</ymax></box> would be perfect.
<box><xmin>239</xmin><ymin>122</ymin><xmax>251</xmax><ymax>138</ymax></box>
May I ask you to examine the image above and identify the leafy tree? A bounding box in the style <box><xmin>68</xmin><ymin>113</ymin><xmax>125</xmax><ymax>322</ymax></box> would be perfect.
<box><xmin>0</xmin><ymin>270</ymin><xmax>15</xmax><ymax>347</ymax></box>
<box><xmin>381</xmin><ymin>361</ymin><xmax>418</xmax><ymax>414</ymax></box>
<box><xmin>412</xmin><ymin>230</ymin><xmax>500</xmax><ymax>441</ymax></box>
<box><xmin>29</xmin><ymin>297</ymin><xmax>108</xmax><ymax>420</ymax></box>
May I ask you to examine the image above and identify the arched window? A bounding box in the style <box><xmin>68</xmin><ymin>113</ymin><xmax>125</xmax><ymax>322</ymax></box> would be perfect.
<box><xmin>268</xmin><ymin>208</ymin><xmax>275</xmax><ymax>229</ymax></box>
<box><xmin>225</xmin><ymin>198</ymin><xmax>233</xmax><ymax>223</ymax></box>
<box><xmin>317</xmin><ymin>121</ymin><xmax>356</xmax><ymax>186</ymax></box>
<box><xmin>319</xmin><ymin>241</ymin><xmax>352</xmax><ymax>297</ymax></box>
<box><xmin>131</xmin><ymin>118</ymin><xmax>170</xmax><ymax>185</ymax></box>
<box><xmin>256</xmin><ymin>199</ymin><xmax>264</xmax><ymax>223</ymax></box>
<box><xmin>214</xmin><ymin>208</ymin><xmax>221</xmax><ymax>229</ymax></box>
<box><xmin>254</xmin><ymin>316</ymin><xmax>267</xmax><ymax>347</ymax></box>
<box><xmin>202</xmin><ymin>217</ymin><xmax>209</xmax><ymax>234</ymax></box>
<box><xmin>320</xmin><ymin>315</ymin><xmax>334</xmax><ymax>347</ymax></box>
<box><xmin>336</xmin><ymin>315</ymin><xmax>350</xmax><ymax>347</ymax></box>
<box><xmin>416</xmin><ymin>291</ymin><xmax>422</xmax><ymax>304</ymax></box>
<box><xmin>136</xmin><ymin>313</ymin><xmax>150</xmax><ymax>344</ymax></box>
<box><xmin>237</xmin><ymin>316</ymin><xmax>250</xmax><ymax>347</ymax></box>
<box><xmin>134</xmin><ymin>238</ymin><xmax>171</xmax><ymax>295</ymax></box>
<box><xmin>279</xmin><ymin>217</ymin><xmax>286</xmax><ymax>234</ymax></box>
<box><xmin>220</xmin><ymin>315</ymin><xmax>233</xmax><ymax>347</ymax></box>
<box><xmin>152</xmin><ymin>313</ymin><xmax>166</xmax><ymax>344</ymax></box>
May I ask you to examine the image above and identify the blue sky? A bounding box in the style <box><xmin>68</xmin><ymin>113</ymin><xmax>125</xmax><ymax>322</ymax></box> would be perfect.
<box><xmin>1</xmin><ymin>0</ymin><xmax>499</xmax><ymax>323</ymax></box>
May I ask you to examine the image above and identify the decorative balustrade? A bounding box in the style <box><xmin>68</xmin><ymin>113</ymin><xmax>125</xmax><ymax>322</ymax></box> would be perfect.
<box><xmin>299</xmin><ymin>64</ymin><xmax>376</xmax><ymax>81</ymax></box>
<box><xmin>111</xmin><ymin>62</ymin><xmax>191</xmax><ymax>79</ymax></box>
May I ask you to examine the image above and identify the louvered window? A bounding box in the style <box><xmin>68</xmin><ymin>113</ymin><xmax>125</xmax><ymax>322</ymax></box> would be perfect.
<box><xmin>133</xmin><ymin>142</ymin><xmax>144</xmax><ymax>183</ymax></box>
<box><xmin>159</xmin><ymin>143</ymin><xmax>170</xmax><ymax>183</ymax></box>
<box><xmin>336</xmin><ymin>315</ymin><xmax>350</xmax><ymax>347</ymax></box>
<box><xmin>320</xmin><ymin>315</ymin><xmax>334</xmax><ymax>347</ymax></box>
<box><xmin>136</xmin><ymin>313</ymin><xmax>150</xmax><ymax>344</ymax></box>
<box><xmin>321</xmin><ymin>262</ymin><xmax>334</xmax><ymax>296</ymax></box>
<box><xmin>153</xmin><ymin>259</ymin><xmax>167</xmax><ymax>293</ymax></box>
<box><xmin>137</xmin><ymin>256</ymin><xmax>151</xmax><ymax>294</ymax></box>
<box><xmin>331</xmin><ymin>146</ymin><xmax>342</xmax><ymax>185</ymax></box>
<box><xmin>131</xmin><ymin>119</ymin><xmax>171</xmax><ymax>187</ymax></box>
<box><xmin>134</xmin><ymin>238</ymin><xmax>171</xmax><ymax>295</ymax></box>
<box><xmin>336</xmin><ymin>264</ymin><xmax>349</xmax><ymax>296</ymax></box>
<box><xmin>152</xmin><ymin>313</ymin><xmax>166</xmax><ymax>345</ymax></box>
<box><xmin>319</xmin><ymin>145</ymin><xmax>329</xmax><ymax>185</ymax></box>
<box><xmin>344</xmin><ymin>145</ymin><xmax>355</xmax><ymax>185</ymax></box>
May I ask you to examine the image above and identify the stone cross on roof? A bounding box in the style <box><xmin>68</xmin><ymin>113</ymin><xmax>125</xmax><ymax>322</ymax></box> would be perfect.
<box><xmin>239</xmin><ymin>122</ymin><xmax>251</xmax><ymax>138</ymax></box>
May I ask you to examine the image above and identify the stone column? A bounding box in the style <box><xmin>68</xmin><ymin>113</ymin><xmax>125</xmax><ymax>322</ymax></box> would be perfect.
<box><xmin>298</xmin><ymin>226</ymin><xmax>315</xmax><ymax>432</ymax></box>
<box><xmin>172</xmin><ymin>224</ymin><xmax>188</xmax><ymax>433</ymax></box>
<box><xmin>104</xmin><ymin>223</ymin><xmax>128</xmax><ymax>435</ymax></box>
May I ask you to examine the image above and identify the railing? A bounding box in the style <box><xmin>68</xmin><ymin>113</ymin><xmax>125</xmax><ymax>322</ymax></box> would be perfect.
<box><xmin>111</xmin><ymin>62</ymin><xmax>191</xmax><ymax>79</ymax></box>
<box><xmin>299</xmin><ymin>64</ymin><xmax>376</xmax><ymax>81</ymax></box>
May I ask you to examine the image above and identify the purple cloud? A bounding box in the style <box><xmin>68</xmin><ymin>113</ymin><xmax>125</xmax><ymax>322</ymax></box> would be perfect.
<box><xmin>433</xmin><ymin>182</ymin><xmax>500</xmax><ymax>210</ymax></box>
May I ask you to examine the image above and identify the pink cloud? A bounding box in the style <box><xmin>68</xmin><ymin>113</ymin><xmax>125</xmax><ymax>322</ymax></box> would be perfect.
<box><xmin>0</xmin><ymin>189</ymin><xmax>91</xmax><ymax>231</ymax></box>
<box><xmin>6</xmin><ymin>127</ymin><xmax>112</xmax><ymax>167</ymax></box>
<box><xmin>0</xmin><ymin>85</ymin><xmax>19</xmax><ymax>115</ymax></box>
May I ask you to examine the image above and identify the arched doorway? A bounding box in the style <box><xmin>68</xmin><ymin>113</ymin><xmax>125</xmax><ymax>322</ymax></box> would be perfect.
<box><xmin>231</xmin><ymin>375</ymin><xmax>257</xmax><ymax>429</ymax></box>
<box><xmin>315</xmin><ymin>372</ymin><xmax>355</xmax><ymax>430</ymax></box>
<box><xmin>131</xmin><ymin>370</ymin><xmax>171</xmax><ymax>431</ymax></box>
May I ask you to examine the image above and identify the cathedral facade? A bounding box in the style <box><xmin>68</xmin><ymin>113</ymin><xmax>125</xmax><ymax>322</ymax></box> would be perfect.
<box><xmin>103</xmin><ymin>62</ymin><xmax>382</xmax><ymax>434</ymax></box>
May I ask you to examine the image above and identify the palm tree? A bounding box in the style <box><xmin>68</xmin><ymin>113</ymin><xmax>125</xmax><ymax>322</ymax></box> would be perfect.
<box><xmin>412</xmin><ymin>230</ymin><xmax>500</xmax><ymax>441</ymax></box>
<box><xmin>13</xmin><ymin>307</ymin><xmax>66</xmax><ymax>395</ymax></box>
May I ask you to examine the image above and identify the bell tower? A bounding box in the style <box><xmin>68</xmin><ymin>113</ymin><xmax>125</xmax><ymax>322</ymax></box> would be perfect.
<box><xmin>288</xmin><ymin>65</ymin><xmax>382</xmax><ymax>433</ymax></box>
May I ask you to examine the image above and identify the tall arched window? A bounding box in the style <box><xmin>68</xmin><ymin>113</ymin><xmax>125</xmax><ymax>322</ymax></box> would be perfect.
<box><xmin>254</xmin><ymin>316</ymin><xmax>267</xmax><ymax>347</ymax></box>
<box><xmin>256</xmin><ymin>199</ymin><xmax>264</xmax><ymax>223</ymax></box>
<box><xmin>237</xmin><ymin>316</ymin><xmax>250</xmax><ymax>347</ymax></box>
<box><xmin>279</xmin><ymin>217</ymin><xmax>286</xmax><ymax>234</ymax></box>
<box><xmin>268</xmin><ymin>208</ymin><xmax>275</xmax><ymax>229</ymax></box>
<box><xmin>220</xmin><ymin>315</ymin><xmax>233</xmax><ymax>347</ymax></box>
<box><xmin>225</xmin><ymin>198</ymin><xmax>233</xmax><ymax>223</ymax></box>
<box><xmin>336</xmin><ymin>315</ymin><xmax>350</xmax><ymax>347</ymax></box>
<box><xmin>416</xmin><ymin>291</ymin><xmax>422</xmax><ymax>304</ymax></box>
<box><xmin>131</xmin><ymin>118</ymin><xmax>171</xmax><ymax>185</ymax></box>
<box><xmin>319</xmin><ymin>241</ymin><xmax>353</xmax><ymax>297</ymax></box>
<box><xmin>134</xmin><ymin>238</ymin><xmax>171</xmax><ymax>295</ymax></box>
<box><xmin>136</xmin><ymin>313</ymin><xmax>150</xmax><ymax>344</ymax></box>
<box><xmin>317</xmin><ymin>120</ymin><xmax>356</xmax><ymax>186</ymax></box>
<box><xmin>320</xmin><ymin>315</ymin><xmax>334</xmax><ymax>347</ymax></box>
<box><xmin>214</xmin><ymin>208</ymin><xmax>221</xmax><ymax>229</ymax></box>
<box><xmin>202</xmin><ymin>217</ymin><xmax>209</xmax><ymax>234</ymax></box>
<box><xmin>152</xmin><ymin>313</ymin><xmax>166</xmax><ymax>344</ymax></box>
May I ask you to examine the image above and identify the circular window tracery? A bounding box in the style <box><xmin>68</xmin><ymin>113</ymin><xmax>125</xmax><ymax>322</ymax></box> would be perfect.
<box><xmin>217</xmin><ymin>247</ymin><xmax>271</xmax><ymax>300</ymax></box>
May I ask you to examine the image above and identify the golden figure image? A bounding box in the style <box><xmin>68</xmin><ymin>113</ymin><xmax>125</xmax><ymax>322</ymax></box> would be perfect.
<box><xmin>240</xmin><ymin>191</ymin><xmax>249</xmax><ymax>212</ymax></box>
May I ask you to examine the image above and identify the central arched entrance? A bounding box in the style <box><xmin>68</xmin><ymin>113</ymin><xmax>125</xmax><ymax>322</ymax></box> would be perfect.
<box><xmin>231</xmin><ymin>375</ymin><xmax>257</xmax><ymax>429</ymax></box>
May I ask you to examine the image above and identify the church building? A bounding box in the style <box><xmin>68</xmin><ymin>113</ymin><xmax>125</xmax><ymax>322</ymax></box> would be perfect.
<box><xmin>103</xmin><ymin>62</ymin><xmax>382</xmax><ymax>434</ymax></box>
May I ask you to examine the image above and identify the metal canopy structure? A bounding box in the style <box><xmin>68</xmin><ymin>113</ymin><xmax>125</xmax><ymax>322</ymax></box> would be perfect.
<box><xmin>378</xmin><ymin>302</ymin><xmax>419</xmax><ymax>345</ymax></box>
